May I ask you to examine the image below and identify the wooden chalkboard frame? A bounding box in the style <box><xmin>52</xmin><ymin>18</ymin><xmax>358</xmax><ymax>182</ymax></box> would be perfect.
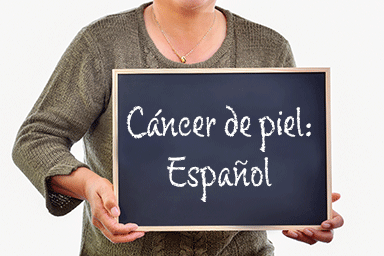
<box><xmin>112</xmin><ymin>68</ymin><xmax>332</xmax><ymax>232</ymax></box>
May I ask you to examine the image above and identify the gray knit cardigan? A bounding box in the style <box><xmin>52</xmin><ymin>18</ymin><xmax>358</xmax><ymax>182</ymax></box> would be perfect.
<box><xmin>13</xmin><ymin>2</ymin><xmax>295</xmax><ymax>255</ymax></box>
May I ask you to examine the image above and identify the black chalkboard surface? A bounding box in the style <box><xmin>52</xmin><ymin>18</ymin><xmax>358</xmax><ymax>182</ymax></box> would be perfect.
<box><xmin>112</xmin><ymin>68</ymin><xmax>331</xmax><ymax>231</ymax></box>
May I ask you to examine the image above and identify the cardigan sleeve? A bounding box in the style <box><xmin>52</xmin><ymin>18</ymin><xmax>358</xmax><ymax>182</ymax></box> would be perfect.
<box><xmin>12</xmin><ymin>27</ymin><xmax>107</xmax><ymax>216</ymax></box>
<box><xmin>280</xmin><ymin>40</ymin><xmax>296</xmax><ymax>68</ymax></box>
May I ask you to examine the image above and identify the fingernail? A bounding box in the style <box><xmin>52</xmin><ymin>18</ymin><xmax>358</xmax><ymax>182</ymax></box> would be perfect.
<box><xmin>303</xmin><ymin>229</ymin><xmax>313</xmax><ymax>237</ymax></box>
<box><xmin>138</xmin><ymin>232</ymin><xmax>145</xmax><ymax>238</ymax></box>
<box><xmin>322</xmin><ymin>223</ymin><xmax>331</xmax><ymax>229</ymax></box>
<box><xmin>111</xmin><ymin>207</ymin><xmax>119</xmax><ymax>216</ymax></box>
<box><xmin>128</xmin><ymin>223</ymin><xmax>139</xmax><ymax>229</ymax></box>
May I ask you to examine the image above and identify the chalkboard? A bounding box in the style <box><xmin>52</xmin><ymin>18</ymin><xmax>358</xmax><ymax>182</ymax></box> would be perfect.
<box><xmin>112</xmin><ymin>68</ymin><xmax>332</xmax><ymax>231</ymax></box>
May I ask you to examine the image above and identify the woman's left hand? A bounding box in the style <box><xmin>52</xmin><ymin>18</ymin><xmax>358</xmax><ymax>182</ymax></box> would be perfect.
<box><xmin>282</xmin><ymin>193</ymin><xmax>344</xmax><ymax>245</ymax></box>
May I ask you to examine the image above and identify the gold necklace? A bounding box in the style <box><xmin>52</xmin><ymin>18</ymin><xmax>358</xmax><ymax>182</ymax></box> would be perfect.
<box><xmin>152</xmin><ymin>7</ymin><xmax>216</xmax><ymax>63</ymax></box>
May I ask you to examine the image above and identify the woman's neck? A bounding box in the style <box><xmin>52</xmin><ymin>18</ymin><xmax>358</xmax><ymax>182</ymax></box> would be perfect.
<box><xmin>144</xmin><ymin>1</ymin><xmax>226</xmax><ymax>64</ymax></box>
<box><xmin>152</xmin><ymin>0</ymin><xmax>216</xmax><ymax>37</ymax></box>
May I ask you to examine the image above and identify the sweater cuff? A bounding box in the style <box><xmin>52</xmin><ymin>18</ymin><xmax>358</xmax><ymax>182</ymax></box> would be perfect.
<box><xmin>44</xmin><ymin>159</ymin><xmax>90</xmax><ymax>216</ymax></box>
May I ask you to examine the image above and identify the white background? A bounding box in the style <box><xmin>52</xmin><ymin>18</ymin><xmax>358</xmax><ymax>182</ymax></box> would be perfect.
<box><xmin>1</xmin><ymin>0</ymin><xmax>383</xmax><ymax>255</ymax></box>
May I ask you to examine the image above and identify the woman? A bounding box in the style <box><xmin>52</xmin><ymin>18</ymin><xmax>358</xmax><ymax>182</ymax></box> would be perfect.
<box><xmin>12</xmin><ymin>0</ymin><xmax>343</xmax><ymax>254</ymax></box>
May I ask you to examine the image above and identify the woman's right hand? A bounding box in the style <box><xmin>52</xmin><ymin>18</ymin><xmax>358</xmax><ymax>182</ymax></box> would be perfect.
<box><xmin>51</xmin><ymin>167</ymin><xmax>145</xmax><ymax>243</ymax></box>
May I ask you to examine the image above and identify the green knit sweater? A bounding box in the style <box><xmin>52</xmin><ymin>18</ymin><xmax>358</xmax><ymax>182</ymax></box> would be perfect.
<box><xmin>13</xmin><ymin>2</ymin><xmax>295</xmax><ymax>255</ymax></box>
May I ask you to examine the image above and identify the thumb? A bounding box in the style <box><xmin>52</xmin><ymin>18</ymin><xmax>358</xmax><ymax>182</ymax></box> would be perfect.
<box><xmin>332</xmin><ymin>192</ymin><xmax>341</xmax><ymax>203</ymax></box>
<box><xmin>99</xmin><ymin>182</ymin><xmax>120</xmax><ymax>217</ymax></box>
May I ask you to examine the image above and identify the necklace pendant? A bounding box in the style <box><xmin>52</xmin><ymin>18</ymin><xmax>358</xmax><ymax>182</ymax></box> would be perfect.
<box><xmin>180</xmin><ymin>56</ymin><xmax>187</xmax><ymax>63</ymax></box>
